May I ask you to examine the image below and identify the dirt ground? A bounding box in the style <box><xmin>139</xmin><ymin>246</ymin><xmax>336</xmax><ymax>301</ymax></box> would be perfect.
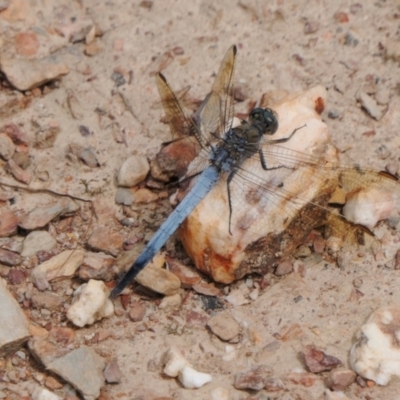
<box><xmin>1</xmin><ymin>0</ymin><xmax>400</xmax><ymax>399</ymax></box>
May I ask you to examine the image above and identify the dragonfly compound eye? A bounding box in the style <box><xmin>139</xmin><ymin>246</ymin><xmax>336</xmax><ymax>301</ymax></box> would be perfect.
<box><xmin>249</xmin><ymin>107</ymin><xmax>279</xmax><ymax>135</ymax></box>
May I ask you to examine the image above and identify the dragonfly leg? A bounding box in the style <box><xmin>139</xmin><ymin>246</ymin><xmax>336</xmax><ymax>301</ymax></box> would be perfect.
<box><xmin>265</xmin><ymin>124</ymin><xmax>307</xmax><ymax>145</ymax></box>
<box><xmin>226</xmin><ymin>169</ymin><xmax>237</xmax><ymax>235</ymax></box>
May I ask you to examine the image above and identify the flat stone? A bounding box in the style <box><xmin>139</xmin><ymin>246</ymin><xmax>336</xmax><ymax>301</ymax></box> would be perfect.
<box><xmin>0</xmin><ymin>248</ymin><xmax>22</xmax><ymax>266</ymax></box>
<box><xmin>103</xmin><ymin>359</ymin><xmax>122</xmax><ymax>384</ymax></box>
<box><xmin>207</xmin><ymin>312</ymin><xmax>240</xmax><ymax>341</ymax></box>
<box><xmin>0</xmin><ymin>133</ymin><xmax>15</xmax><ymax>160</ymax></box>
<box><xmin>47</xmin><ymin>346</ymin><xmax>105</xmax><ymax>400</ymax></box>
<box><xmin>0</xmin><ymin>123</ymin><xmax>29</xmax><ymax>146</ymax></box>
<box><xmin>135</xmin><ymin>262</ymin><xmax>180</xmax><ymax>295</ymax></box>
<box><xmin>357</xmin><ymin>90</ymin><xmax>385</xmax><ymax>120</ymax></box>
<box><xmin>115</xmin><ymin>188</ymin><xmax>134</xmax><ymax>206</ymax></box>
<box><xmin>8</xmin><ymin>268</ymin><xmax>27</xmax><ymax>284</ymax></box>
<box><xmin>117</xmin><ymin>155</ymin><xmax>149</xmax><ymax>187</ymax></box>
<box><xmin>78</xmin><ymin>252</ymin><xmax>116</xmax><ymax>281</ymax></box>
<box><xmin>31</xmin><ymin>248</ymin><xmax>85</xmax><ymax>290</ymax></box>
<box><xmin>31</xmin><ymin>292</ymin><xmax>63</xmax><ymax>311</ymax></box>
<box><xmin>0</xmin><ymin>208</ymin><xmax>19</xmax><ymax>237</ymax></box>
<box><xmin>21</xmin><ymin>231</ymin><xmax>57</xmax><ymax>257</ymax></box>
<box><xmin>275</xmin><ymin>259</ymin><xmax>293</xmax><ymax>276</ymax></box>
<box><xmin>0</xmin><ymin>278</ymin><xmax>30</xmax><ymax>357</ymax></box>
<box><xmin>327</xmin><ymin>368</ymin><xmax>356</xmax><ymax>391</ymax></box>
<box><xmin>192</xmin><ymin>281</ymin><xmax>221</xmax><ymax>297</ymax></box>
<box><xmin>234</xmin><ymin>366</ymin><xmax>272</xmax><ymax>391</ymax></box>
<box><xmin>303</xmin><ymin>345</ymin><xmax>342</xmax><ymax>373</ymax></box>
<box><xmin>79</xmin><ymin>147</ymin><xmax>99</xmax><ymax>168</ymax></box>
<box><xmin>0</xmin><ymin>56</ymin><xmax>69</xmax><ymax>91</ymax></box>
<box><xmin>87</xmin><ymin>226</ymin><xmax>123</xmax><ymax>257</ymax></box>
<box><xmin>133</xmin><ymin>188</ymin><xmax>158</xmax><ymax>204</ymax></box>
<box><xmin>167</xmin><ymin>258</ymin><xmax>201</xmax><ymax>288</ymax></box>
<box><xmin>5</xmin><ymin>159</ymin><xmax>31</xmax><ymax>184</ymax></box>
<box><xmin>128</xmin><ymin>301</ymin><xmax>146</xmax><ymax>322</ymax></box>
<box><xmin>19</xmin><ymin>200</ymin><xmax>79</xmax><ymax>230</ymax></box>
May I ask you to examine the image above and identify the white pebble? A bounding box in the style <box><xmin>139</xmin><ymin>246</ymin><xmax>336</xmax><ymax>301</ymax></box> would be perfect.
<box><xmin>178</xmin><ymin>365</ymin><xmax>212</xmax><ymax>389</ymax></box>
<box><xmin>163</xmin><ymin>347</ymin><xmax>191</xmax><ymax>377</ymax></box>
<box><xmin>66</xmin><ymin>279</ymin><xmax>114</xmax><ymax>327</ymax></box>
<box><xmin>350</xmin><ymin>306</ymin><xmax>400</xmax><ymax>385</ymax></box>
<box><xmin>32</xmin><ymin>387</ymin><xmax>61</xmax><ymax>400</ymax></box>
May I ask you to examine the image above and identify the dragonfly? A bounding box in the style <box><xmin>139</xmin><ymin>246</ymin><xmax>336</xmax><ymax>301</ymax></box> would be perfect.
<box><xmin>110</xmin><ymin>45</ymin><xmax>400</xmax><ymax>298</ymax></box>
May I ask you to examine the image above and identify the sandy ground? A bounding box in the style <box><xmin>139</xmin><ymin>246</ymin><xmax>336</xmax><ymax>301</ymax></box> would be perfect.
<box><xmin>1</xmin><ymin>0</ymin><xmax>400</xmax><ymax>399</ymax></box>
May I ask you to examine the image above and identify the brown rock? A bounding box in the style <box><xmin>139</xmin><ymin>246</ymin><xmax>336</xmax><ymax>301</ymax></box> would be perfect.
<box><xmin>88</xmin><ymin>226</ymin><xmax>124</xmax><ymax>257</ymax></box>
<box><xmin>286</xmin><ymin>372</ymin><xmax>318</xmax><ymax>387</ymax></box>
<box><xmin>133</xmin><ymin>188</ymin><xmax>158</xmax><ymax>204</ymax></box>
<box><xmin>327</xmin><ymin>368</ymin><xmax>356</xmax><ymax>391</ymax></box>
<box><xmin>15</xmin><ymin>32</ymin><xmax>40</xmax><ymax>56</ymax></box>
<box><xmin>84</xmin><ymin>42</ymin><xmax>102</xmax><ymax>56</ymax></box>
<box><xmin>44</xmin><ymin>375</ymin><xmax>63</xmax><ymax>390</ymax></box>
<box><xmin>8</xmin><ymin>269</ymin><xmax>26</xmax><ymax>284</ymax></box>
<box><xmin>234</xmin><ymin>366</ymin><xmax>272</xmax><ymax>390</ymax></box>
<box><xmin>0</xmin><ymin>248</ymin><xmax>22</xmax><ymax>266</ymax></box>
<box><xmin>128</xmin><ymin>301</ymin><xmax>146</xmax><ymax>322</ymax></box>
<box><xmin>103</xmin><ymin>359</ymin><xmax>122</xmax><ymax>383</ymax></box>
<box><xmin>0</xmin><ymin>123</ymin><xmax>29</xmax><ymax>146</ymax></box>
<box><xmin>49</xmin><ymin>327</ymin><xmax>75</xmax><ymax>346</ymax></box>
<box><xmin>5</xmin><ymin>159</ymin><xmax>31</xmax><ymax>184</ymax></box>
<box><xmin>275</xmin><ymin>259</ymin><xmax>293</xmax><ymax>276</ymax></box>
<box><xmin>78</xmin><ymin>252</ymin><xmax>116</xmax><ymax>281</ymax></box>
<box><xmin>302</xmin><ymin>345</ymin><xmax>342</xmax><ymax>373</ymax></box>
<box><xmin>207</xmin><ymin>312</ymin><xmax>240</xmax><ymax>341</ymax></box>
<box><xmin>0</xmin><ymin>208</ymin><xmax>19</xmax><ymax>237</ymax></box>
<box><xmin>167</xmin><ymin>258</ymin><xmax>201</xmax><ymax>288</ymax></box>
<box><xmin>31</xmin><ymin>292</ymin><xmax>63</xmax><ymax>311</ymax></box>
<box><xmin>192</xmin><ymin>281</ymin><xmax>221</xmax><ymax>296</ymax></box>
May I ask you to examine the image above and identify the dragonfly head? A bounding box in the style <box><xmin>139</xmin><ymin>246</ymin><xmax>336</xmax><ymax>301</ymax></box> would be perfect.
<box><xmin>249</xmin><ymin>108</ymin><xmax>278</xmax><ymax>136</ymax></box>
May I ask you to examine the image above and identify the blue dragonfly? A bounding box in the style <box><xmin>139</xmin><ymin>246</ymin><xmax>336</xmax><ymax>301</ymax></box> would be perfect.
<box><xmin>110</xmin><ymin>45</ymin><xmax>400</xmax><ymax>298</ymax></box>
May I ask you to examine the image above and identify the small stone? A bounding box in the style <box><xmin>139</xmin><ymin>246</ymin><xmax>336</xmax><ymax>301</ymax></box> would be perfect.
<box><xmin>31</xmin><ymin>292</ymin><xmax>63</xmax><ymax>311</ymax></box>
<box><xmin>84</xmin><ymin>42</ymin><xmax>102</xmax><ymax>56</ymax></box>
<box><xmin>8</xmin><ymin>269</ymin><xmax>26</xmax><ymax>284</ymax></box>
<box><xmin>133</xmin><ymin>188</ymin><xmax>158</xmax><ymax>204</ymax></box>
<box><xmin>79</xmin><ymin>147</ymin><xmax>99</xmax><ymax>167</ymax></box>
<box><xmin>327</xmin><ymin>368</ymin><xmax>356</xmax><ymax>391</ymax></box>
<box><xmin>286</xmin><ymin>372</ymin><xmax>318</xmax><ymax>387</ymax></box>
<box><xmin>103</xmin><ymin>359</ymin><xmax>122</xmax><ymax>384</ymax></box>
<box><xmin>128</xmin><ymin>301</ymin><xmax>146</xmax><ymax>322</ymax></box>
<box><xmin>333</xmin><ymin>12</ymin><xmax>349</xmax><ymax>23</ymax></box>
<box><xmin>67</xmin><ymin>280</ymin><xmax>114</xmax><ymax>327</ymax></box>
<box><xmin>304</xmin><ymin>21</ymin><xmax>319</xmax><ymax>34</ymax></box>
<box><xmin>134</xmin><ymin>262</ymin><xmax>180</xmax><ymax>295</ymax></box>
<box><xmin>19</xmin><ymin>200</ymin><xmax>79</xmax><ymax>230</ymax></box>
<box><xmin>324</xmin><ymin>390</ymin><xmax>351</xmax><ymax>400</ymax></box>
<box><xmin>0</xmin><ymin>208</ymin><xmax>19</xmax><ymax>237</ymax></box>
<box><xmin>115</xmin><ymin>188</ymin><xmax>134</xmax><ymax>206</ymax></box>
<box><xmin>0</xmin><ymin>133</ymin><xmax>15</xmax><ymax>160</ymax></box>
<box><xmin>5</xmin><ymin>159</ymin><xmax>31</xmax><ymax>184</ymax></box>
<box><xmin>167</xmin><ymin>258</ymin><xmax>201</xmax><ymax>288</ymax></box>
<box><xmin>178</xmin><ymin>366</ymin><xmax>212</xmax><ymax>389</ymax></box>
<box><xmin>31</xmin><ymin>248</ymin><xmax>85</xmax><ymax>290</ymax></box>
<box><xmin>163</xmin><ymin>347</ymin><xmax>190</xmax><ymax>377</ymax></box>
<box><xmin>31</xmin><ymin>387</ymin><xmax>61</xmax><ymax>400</ymax></box>
<box><xmin>0</xmin><ymin>123</ymin><xmax>29</xmax><ymax>146</ymax></box>
<box><xmin>224</xmin><ymin>288</ymin><xmax>249</xmax><ymax>306</ymax></box>
<box><xmin>78</xmin><ymin>252</ymin><xmax>116</xmax><ymax>281</ymax></box>
<box><xmin>0</xmin><ymin>248</ymin><xmax>21</xmax><ymax>266</ymax></box>
<box><xmin>193</xmin><ymin>281</ymin><xmax>221</xmax><ymax>296</ymax></box>
<box><xmin>0</xmin><ymin>278</ymin><xmax>30</xmax><ymax>357</ymax></box>
<box><xmin>0</xmin><ymin>56</ymin><xmax>69</xmax><ymax>91</ymax></box>
<box><xmin>357</xmin><ymin>90</ymin><xmax>385</xmax><ymax>120</ymax></box>
<box><xmin>88</xmin><ymin>226</ymin><xmax>123</xmax><ymax>257</ymax></box>
<box><xmin>303</xmin><ymin>345</ymin><xmax>342</xmax><ymax>373</ymax></box>
<box><xmin>207</xmin><ymin>312</ymin><xmax>240</xmax><ymax>341</ymax></box>
<box><xmin>44</xmin><ymin>375</ymin><xmax>63</xmax><ymax>390</ymax></box>
<box><xmin>15</xmin><ymin>32</ymin><xmax>40</xmax><ymax>56</ymax></box>
<box><xmin>12</xmin><ymin>151</ymin><xmax>31</xmax><ymax>169</ymax></box>
<box><xmin>159</xmin><ymin>293</ymin><xmax>181</xmax><ymax>309</ymax></box>
<box><xmin>275</xmin><ymin>259</ymin><xmax>293</xmax><ymax>276</ymax></box>
<box><xmin>234</xmin><ymin>366</ymin><xmax>272</xmax><ymax>391</ymax></box>
<box><xmin>21</xmin><ymin>231</ymin><xmax>57</xmax><ymax>258</ymax></box>
<box><xmin>47</xmin><ymin>346</ymin><xmax>106</xmax><ymax>400</ymax></box>
<box><xmin>117</xmin><ymin>156</ymin><xmax>149</xmax><ymax>187</ymax></box>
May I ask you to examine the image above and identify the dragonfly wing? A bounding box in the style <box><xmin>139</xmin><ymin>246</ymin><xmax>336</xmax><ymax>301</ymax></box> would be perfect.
<box><xmin>156</xmin><ymin>73</ymin><xmax>202</xmax><ymax>144</ymax></box>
